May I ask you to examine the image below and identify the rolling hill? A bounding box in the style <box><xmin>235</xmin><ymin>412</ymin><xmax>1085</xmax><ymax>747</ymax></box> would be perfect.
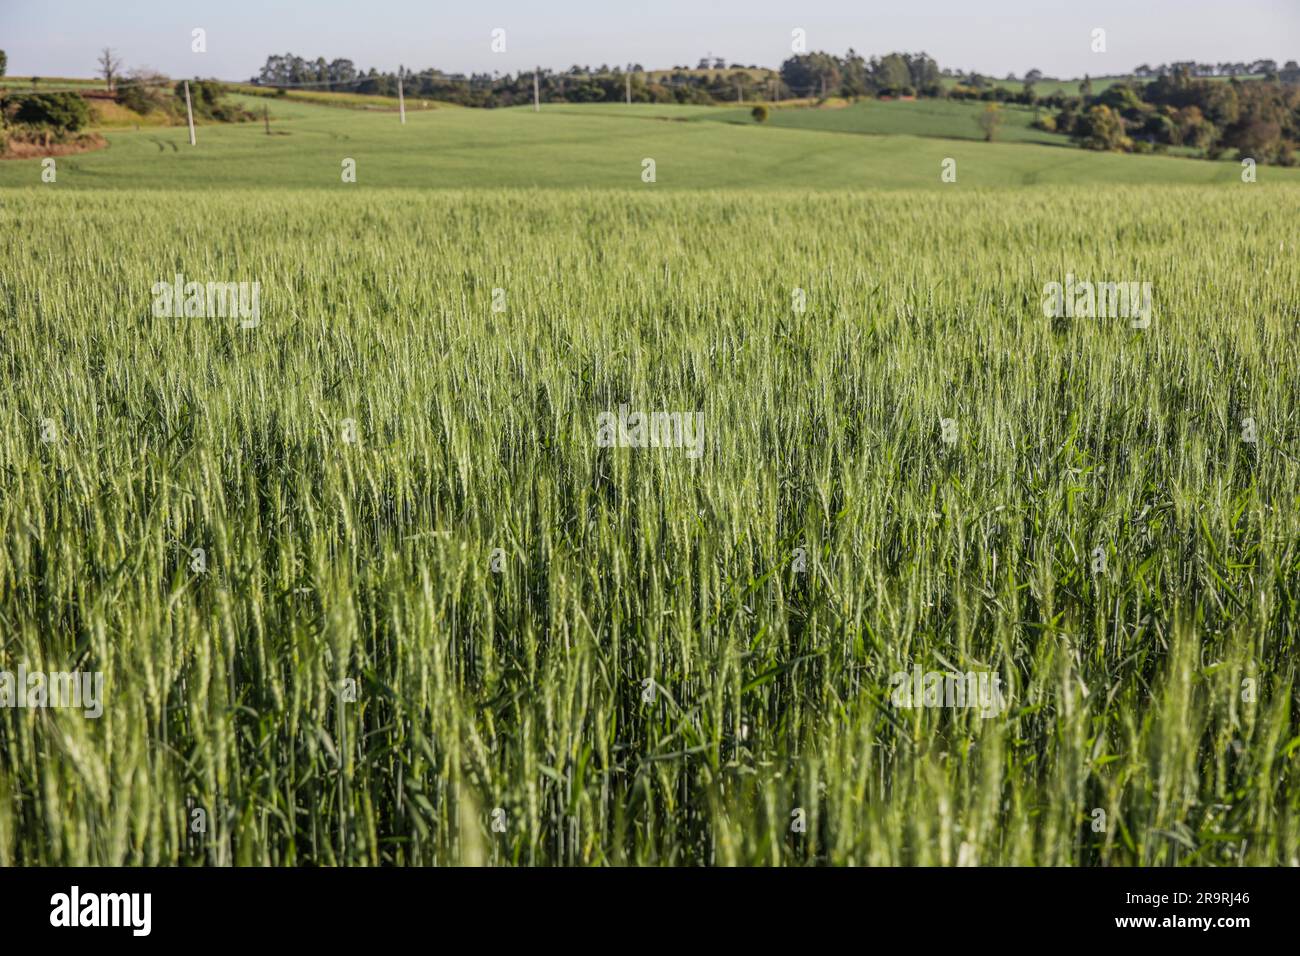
<box><xmin>1</xmin><ymin>95</ymin><xmax>1292</xmax><ymax>191</ymax></box>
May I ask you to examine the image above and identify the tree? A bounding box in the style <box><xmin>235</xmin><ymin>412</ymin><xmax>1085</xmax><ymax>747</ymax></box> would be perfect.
<box><xmin>1141</xmin><ymin>110</ymin><xmax>1178</xmax><ymax>145</ymax></box>
<box><xmin>872</xmin><ymin>53</ymin><xmax>911</xmax><ymax>92</ymax></box>
<box><xmin>1205</xmin><ymin>82</ymin><xmax>1240</xmax><ymax>126</ymax></box>
<box><xmin>327</xmin><ymin>58</ymin><xmax>357</xmax><ymax>90</ymax></box>
<box><xmin>1080</xmin><ymin>74</ymin><xmax>1093</xmax><ymax>99</ymax></box>
<box><xmin>98</xmin><ymin>47</ymin><xmax>123</xmax><ymax>91</ymax></box>
<box><xmin>780</xmin><ymin>53</ymin><xmax>840</xmax><ymax>99</ymax></box>
<box><xmin>0</xmin><ymin>50</ymin><xmax>7</xmax><ymax>78</ymax></box>
<box><xmin>904</xmin><ymin>53</ymin><xmax>940</xmax><ymax>90</ymax></box>
<box><xmin>976</xmin><ymin>103</ymin><xmax>1004</xmax><ymax>141</ymax></box>
<box><xmin>1073</xmin><ymin>104</ymin><xmax>1130</xmax><ymax>150</ymax></box>
<box><xmin>840</xmin><ymin>48</ymin><xmax>870</xmax><ymax>97</ymax></box>
<box><xmin>1233</xmin><ymin>118</ymin><xmax>1283</xmax><ymax>162</ymax></box>
<box><xmin>1096</xmin><ymin>83</ymin><xmax>1147</xmax><ymax>120</ymax></box>
<box><xmin>1174</xmin><ymin>105</ymin><xmax>1216</xmax><ymax>148</ymax></box>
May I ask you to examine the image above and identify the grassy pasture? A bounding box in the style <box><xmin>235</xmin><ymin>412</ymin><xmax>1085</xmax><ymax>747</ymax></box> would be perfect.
<box><xmin>0</xmin><ymin>76</ymin><xmax>109</xmax><ymax>91</ymax></box>
<box><xmin>703</xmin><ymin>98</ymin><xmax>1064</xmax><ymax>144</ymax></box>
<box><xmin>226</xmin><ymin>83</ymin><xmax>453</xmax><ymax>112</ymax></box>
<box><xmin>1</xmin><ymin>97</ymin><xmax>1293</xmax><ymax>190</ymax></box>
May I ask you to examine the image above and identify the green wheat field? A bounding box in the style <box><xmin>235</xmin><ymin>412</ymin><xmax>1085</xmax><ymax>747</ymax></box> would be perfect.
<box><xmin>1</xmin><ymin>99</ymin><xmax>1298</xmax><ymax>865</ymax></box>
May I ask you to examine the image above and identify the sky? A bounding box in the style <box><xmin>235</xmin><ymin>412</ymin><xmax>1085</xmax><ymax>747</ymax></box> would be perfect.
<box><xmin>2</xmin><ymin>0</ymin><xmax>1296</xmax><ymax>81</ymax></box>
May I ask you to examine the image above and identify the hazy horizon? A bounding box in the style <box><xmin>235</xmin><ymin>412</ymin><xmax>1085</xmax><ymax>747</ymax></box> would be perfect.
<box><xmin>3</xmin><ymin>0</ymin><xmax>1297</xmax><ymax>83</ymax></box>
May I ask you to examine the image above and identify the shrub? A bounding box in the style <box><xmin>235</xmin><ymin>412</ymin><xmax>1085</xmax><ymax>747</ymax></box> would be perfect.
<box><xmin>118</xmin><ymin>72</ymin><xmax>175</xmax><ymax>116</ymax></box>
<box><xmin>14</xmin><ymin>92</ymin><xmax>91</xmax><ymax>133</ymax></box>
<box><xmin>173</xmin><ymin>80</ymin><xmax>254</xmax><ymax>123</ymax></box>
<box><xmin>976</xmin><ymin>103</ymin><xmax>1004</xmax><ymax>141</ymax></box>
<box><xmin>751</xmin><ymin>104</ymin><xmax>769</xmax><ymax>123</ymax></box>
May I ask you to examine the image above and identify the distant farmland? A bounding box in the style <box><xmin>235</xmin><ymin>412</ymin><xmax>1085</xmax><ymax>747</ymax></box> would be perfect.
<box><xmin>1</xmin><ymin>96</ymin><xmax>1291</xmax><ymax>190</ymax></box>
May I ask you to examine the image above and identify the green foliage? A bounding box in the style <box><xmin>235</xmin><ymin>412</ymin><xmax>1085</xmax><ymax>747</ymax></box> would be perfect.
<box><xmin>874</xmin><ymin>53</ymin><xmax>912</xmax><ymax>91</ymax></box>
<box><xmin>780</xmin><ymin>50</ymin><xmax>939</xmax><ymax>99</ymax></box>
<box><xmin>1134</xmin><ymin>74</ymin><xmax>1300</xmax><ymax>161</ymax></box>
<box><xmin>780</xmin><ymin>52</ymin><xmax>842</xmax><ymax>97</ymax></box>
<box><xmin>1140</xmin><ymin>111</ymin><xmax>1177</xmax><ymax>145</ymax></box>
<box><xmin>976</xmin><ymin>102</ymin><xmax>1004</xmax><ymax>141</ymax></box>
<box><xmin>1176</xmin><ymin>107</ymin><xmax>1215</xmax><ymax>148</ymax></box>
<box><xmin>0</xmin><ymin>50</ymin><xmax>7</xmax><ymax>78</ymax></box>
<box><xmin>1074</xmin><ymin>104</ymin><xmax>1132</xmax><ymax>151</ymax></box>
<box><xmin>13</xmin><ymin>91</ymin><xmax>91</xmax><ymax>133</ymax></box>
<box><xmin>751</xmin><ymin>104</ymin><xmax>769</xmax><ymax>123</ymax></box>
<box><xmin>1096</xmin><ymin>83</ymin><xmax>1149</xmax><ymax>119</ymax></box>
<box><xmin>117</xmin><ymin>74</ymin><xmax>175</xmax><ymax>117</ymax></box>
<box><xmin>174</xmin><ymin>80</ymin><xmax>253</xmax><ymax>123</ymax></box>
<box><xmin>257</xmin><ymin>52</ymin><xmax>773</xmax><ymax>107</ymax></box>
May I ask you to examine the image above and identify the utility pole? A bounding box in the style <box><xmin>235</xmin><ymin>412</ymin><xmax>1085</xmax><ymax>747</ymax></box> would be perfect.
<box><xmin>263</xmin><ymin>104</ymin><xmax>270</xmax><ymax>135</ymax></box>
<box><xmin>533</xmin><ymin>68</ymin><xmax>540</xmax><ymax>111</ymax></box>
<box><xmin>626</xmin><ymin>69</ymin><xmax>631</xmax><ymax>105</ymax></box>
<box><xmin>397</xmin><ymin>68</ymin><xmax>406</xmax><ymax>124</ymax></box>
<box><xmin>183</xmin><ymin>79</ymin><xmax>196</xmax><ymax>145</ymax></box>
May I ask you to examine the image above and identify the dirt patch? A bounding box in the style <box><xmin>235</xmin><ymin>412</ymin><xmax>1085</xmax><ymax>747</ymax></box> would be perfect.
<box><xmin>1</xmin><ymin>133</ymin><xmax>108</xmax><ymax>160</ymax></box>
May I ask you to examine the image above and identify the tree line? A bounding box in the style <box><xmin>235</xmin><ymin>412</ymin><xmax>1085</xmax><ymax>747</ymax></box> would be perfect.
<box><xmin>1133</xmin><ymin>60</ymin><xmax>1300</xmax><ymax>81</ymax></box>
<box><xmin>250</xmin><ymin>50</ymin><xmax>945</xmax><ymax>104</ymax></box>
<box><xmin>1046</xmin><ymin>69</ymin><xmax>1299</xmax><ymax>164</ymax></box>
<box><xmin>251</xmin><ymin>50</ymin><xmax>1298</xmax><ymax>113</ymax></box>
